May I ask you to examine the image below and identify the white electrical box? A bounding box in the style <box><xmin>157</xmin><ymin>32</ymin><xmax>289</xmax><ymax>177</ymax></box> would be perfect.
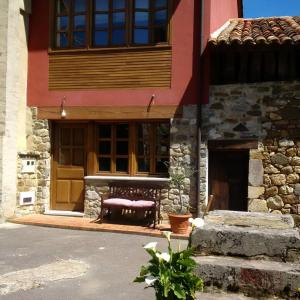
<box><xmin>21</xmin><ymin>159</ymin><xmax>36</xmax><ymax>173</ymax></box>
<box><xmin>19</xmin><ymin>191</ymin><xmax>35</xmax><ymax>206</ymax></box>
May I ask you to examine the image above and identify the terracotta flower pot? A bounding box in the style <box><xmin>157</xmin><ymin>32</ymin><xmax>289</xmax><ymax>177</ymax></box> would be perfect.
<box><xmin>168</xmin><ymin>213</ymin><xmax>192</xmax><ymax>234</ymax></box>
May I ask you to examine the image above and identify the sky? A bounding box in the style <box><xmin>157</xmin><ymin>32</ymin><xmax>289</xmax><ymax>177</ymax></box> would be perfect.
<box><xmin>243</xmin><ymin>0</ymin><xmax>300</xmax><ymax>18</ymax></box>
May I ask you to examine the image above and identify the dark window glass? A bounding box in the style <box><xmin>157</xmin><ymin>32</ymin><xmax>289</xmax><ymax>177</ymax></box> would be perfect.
<box><xmin>138</xmin><ymin>158</ymin><xmax>150</xmax><ymax>172</ymax></box>
<box><xmin>113</xmin><ymin>12</ymin><xmax>125</xmax><ymax>26</ymax></box>
<box><xmin>74</xmin><ymin>15</ymin><xmax>86</xmax><ymax>30</ymax></box>
<box><xmin>116</xmin><ymin>141</ymin><xmax>128</xmax><ymax>155</ymax></box>
<box><xmin>73</xmin><ymin>149</ymin><xmax>84</xmax><ymax>166</ymax></box>
<box><xmin>74</xmin><ymin>0</ymin><xmax>87</xmax><ymax>12</ymax></box>
<box><xmin>73</xmin><ymin>31</ymin><xmax>86</xmax><ymax>46</ymax></box>
<box><xmin>99</xmin><ymin>141</ymin><xmax>111</xmax><ymax>154</ymax></box>
<box><xmin>95</xmin><ymin>14</ymin><xmax>109</xmax><ymax>30</ymax></box>
<box><xmin>135</xmin><ymin>0</ymin><xmax>149</xmax><ymax>9</ymax></box>
<box><xmin>112</xmin><ymin>29</ymin><xmax>125</xmax><ymax>45</ymax></box>
<box><xmin>99</xmin><ymin>125</ymin><xmax>111</xmax><ymax>138</ymax></box>
<box><xmin>57</xmin><ymin>32</ymin><xmax>69</xmax><ymax>47</ymax></box>
<box><xmin>154</xmin><ymin>10</ymin><xmax>167</xmax><ymax>25</ymax></box>
<box><xmin>134</xmin><ymin>29</ymin><xmax>148</xmax><ymax>44</ymax></box>
<box><xmin>57</xmin><ymin>0</ymin><xmax>70</xmax><ymax>14</ymax></box>
<box><xmin>113</xmin><ymin>0</ymin><xmax>125</xmax><ymax>9</ymax></box>
<box><xmin>59</xmin><ymin>148</ymin><xmax>71</xmax><ymax>165</ymax></box>
<box><xmin>135</xmin><ymin>12</ymin><xmax>148</xmax><ymax>26</ymax></box>
<box><xmin>153</xmin><ymin>27</ymin><xmax>166</xmax><ymax>43</ymax></box>
<box><xmin>99</xmin><ymin>158</ymin><xmax>111</xmax><ymax>171</ymax></box>
<box><xmin>94</xmin><ymin>31</ymin><xmax>108</xmax><ymax>46</ymax></box>
<box><xmin>116</xmin><ymin>158</ymin><xmax>128</xmax><ymax>172</ymax></box>
<box><xmin>116</xmin><ymin>124</ymin><xmax>129</xmax><ymax>138</ymax></box>
<box><xmin>156</xmin><ymin>157</ymin><xmax>168</xmax><ymax>173</ymax></box>
<box><xmin>95</xmin><ymin>0</ymin><xmax>109</xmax><ymax>11</ymax></box>
<box><xmin>154</xmin><ymin>0</ymin><xmax>166</xmax><ymax>8</ymax></box>
<box><xmin>57</xmin><ymin>16</ymin><xmax>69</xmax><ymax>30</ymax></box>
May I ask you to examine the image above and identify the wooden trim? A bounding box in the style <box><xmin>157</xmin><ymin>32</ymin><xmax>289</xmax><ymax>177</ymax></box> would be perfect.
<box><xmin>36</xmin><ymin>105</ymin><xmax>182</xmax><ymax>120</ymax></box>
<box><xmin>208</xmin><ymin>140</ymin><xmax>258</xmax><ymax>150</ymax></box>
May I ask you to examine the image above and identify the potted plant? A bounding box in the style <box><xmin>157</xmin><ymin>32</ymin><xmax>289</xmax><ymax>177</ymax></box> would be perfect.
<box><xmin>134</xmin><ymin>218</ymin><xmax>204</xmax><ymax>300</ymax></box>
<box><xmin>165</xmin><ymin>157</ymin><xmax>197</xmax><ymax>234</ymax></box>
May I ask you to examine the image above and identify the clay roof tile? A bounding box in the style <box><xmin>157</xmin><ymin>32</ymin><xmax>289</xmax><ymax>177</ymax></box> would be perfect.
<box><xmin>209</xmin><ymin>16</ymin><xmax>300</xmax><ymax>46</ymax></box>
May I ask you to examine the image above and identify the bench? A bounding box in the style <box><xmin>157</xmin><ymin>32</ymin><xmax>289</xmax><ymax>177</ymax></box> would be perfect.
<box><xmin>98</xmin><ymin>182</ymin><xmax>162</xmax><ymax>228</ymax></box>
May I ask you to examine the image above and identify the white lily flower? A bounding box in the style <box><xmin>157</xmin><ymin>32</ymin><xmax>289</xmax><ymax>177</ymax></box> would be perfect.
<box><xmin>162</xmin><ymin>231</ymin><xmax>172</xmax><ymax>242</ymax></box>
<box><xmin>189</xmin><ymin>217</ymin><xmax>205</xmax><ymax>229</ymax></box>
<box><xmin>156</xmin><ymin>252</ymin><xmax>171</xmax><ymax>262</ymax></box>
<box><xmin>145</xmin><ymin>276</ymin><xmax>158</xmax><ymax>286</ymax></box>
<box><xmin>144</xmin><ymin>242</ymin><xmax>158</xmax><ymax>251</ymax></box>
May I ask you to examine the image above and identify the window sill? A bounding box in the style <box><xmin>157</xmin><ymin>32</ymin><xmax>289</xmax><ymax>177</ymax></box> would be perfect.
<box><xmin>48</xmin><ymin>44</ymin><xmax>171</xmax><ymax>55</ymax></box>
<box><xmin>84</xmin><ymin>175</ymin><xmax>169</xmax><ymax>183</ymax></box>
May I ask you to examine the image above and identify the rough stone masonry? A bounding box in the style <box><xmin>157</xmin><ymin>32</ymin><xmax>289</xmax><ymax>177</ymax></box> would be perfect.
<box><xmin>202</xmin><ymin>81</ymin><xmax>300</xmax><ymax>215</ymax></box>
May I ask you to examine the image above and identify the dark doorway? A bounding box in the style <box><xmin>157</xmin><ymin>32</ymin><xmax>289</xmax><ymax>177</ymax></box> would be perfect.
<box><xmin>209</xmin><ymin>150</ymin><xmax>249</xmax><ymax>211</ymax></box>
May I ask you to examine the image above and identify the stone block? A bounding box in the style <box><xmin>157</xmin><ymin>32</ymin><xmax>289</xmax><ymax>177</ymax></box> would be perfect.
<box><xmin>281</xmin><ymin>166</ymin><xmax>293</xmax><ymax>174</ymax></box>
<box><xmin>248</xmin><ymin>199</ymin><xmax>268</xmax><ymax>213</ymax></box>
<box><xmin>279</xmin><ymin>185</ymin><xmax>294</xmax><ymax>195</ymax></box>
<box><xmin>248</xmin><ymin>159</ymin><xmax>263</xmax><ymax>186</ymax></box>
<box><xmin>295</xmin><ymin>184</ymin><xmax>300</xmax><ymax>196</ymax></box>
<box><xmin>282</xmin><ymin>194</ymin><xmax>299</xmax><ymax>204</ymax></box>
<box><xmin>270</xmin><ymin>153</ymin><xmax>289</xmax><ymax>166</ymax></box>
<box><xmin>267</xmin><ymin>195</ymin><xmax>284</xmax><ymax>210</ymax></box>
<box><xmin>264</xmin><ymin>186</ymin><xmax>278</xmax><ymax>197</ymax></box>
<box><xmin>192</xmin><ymin>224</ymin><xmax>300</xmax><ymax>262</ymax></box>
<box><xmin>195</xmin><ymin>256</ymin><xmax>300</xmax><ymax>298</ymax></box>
<box><xmin>291</xmin><ymin>156</ymin><xmax>300</xmax><ymax>166</ymax></box>
<box><xmin>204</xmin><ymin>210</ymin><xmax>294</xmax><ymax>229</ymax></box>
<box><xmin>270</xmin><ymin>174</ymin><xmax>286</xmax><ymax>185</ymax></box>
<box><xmin>248</xmin><ymin>186</ymin><xmax>265</xmax><ymax>199</ymax></box>
<box><xmin>286</xmin><ymin>173</ymin><xmax>299</xmax><ymax>184</ymax></box>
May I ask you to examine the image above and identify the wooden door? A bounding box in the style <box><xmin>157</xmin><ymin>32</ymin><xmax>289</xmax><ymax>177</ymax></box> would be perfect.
<box><xmin>51</xmin><ymin>123</ymin><xmax>87</xmax><ymax>211</ymax></box>
<box><xmin>209</xmin><ymin>150</ymin><xmax>249</xmax><ymax>211</ymax></box>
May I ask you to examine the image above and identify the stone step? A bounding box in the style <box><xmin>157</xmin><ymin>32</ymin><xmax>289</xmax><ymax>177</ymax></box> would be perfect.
<box><xmin>194</xmin><ymin>256</ymin><xmax>300</xmax><ymax>298</ymax></box>
<box><xmin>204</xmin><ymin>210</ymin><xmax>295</xmax><ymax>229</ymax></box>
<box><xmin>191</xmin><ymin>224</ymin><xmax>300</xmax><ymax>262</ymax></box>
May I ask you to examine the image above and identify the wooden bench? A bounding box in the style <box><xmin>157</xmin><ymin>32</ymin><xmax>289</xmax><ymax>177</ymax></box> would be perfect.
<box><xmin>98</xmin><ymin>182</ymin><xmax>162</xmax><ymax>228</ymax></box>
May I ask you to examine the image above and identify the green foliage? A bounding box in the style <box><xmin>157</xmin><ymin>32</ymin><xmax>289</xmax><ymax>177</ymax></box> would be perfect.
<box><xmin>134</xmin><ymin>237</ymin><xmax>203</xmax><ymax>300</ymax></box>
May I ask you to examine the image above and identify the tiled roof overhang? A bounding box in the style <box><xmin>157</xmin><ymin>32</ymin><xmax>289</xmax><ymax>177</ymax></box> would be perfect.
<box><xmin>209</xmin><ymin>16</ymin><xmax>300</xmax><ymax>46</ymax></box>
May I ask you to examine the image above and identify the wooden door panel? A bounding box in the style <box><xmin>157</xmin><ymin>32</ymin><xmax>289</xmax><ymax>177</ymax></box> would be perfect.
<box><xmin>52</xmin><ymin>123</ymin><xmax>87</xmax><ymax>211</ymax></box>
<box><xmin>56</xmin><ymin>180</ymin><xmax>71</xmax><ymax>203</ymax></box>
<box><xmin>71</xmin><ymin>180</ymin><xmax>84</xmax><ymax>204</ymax></box>
<box><xmin>209</xmin><ymin>150</ymin><xmax>249</xmax><ymax>212</ymax></box>
<box><xmin>57</xmin><ymin>168</ymin><xmax>84</xmax><ymax>179</ymax></box>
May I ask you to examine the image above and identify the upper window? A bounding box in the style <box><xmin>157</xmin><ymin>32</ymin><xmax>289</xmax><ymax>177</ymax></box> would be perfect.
<box><xmin>53</xmin><ymin>0</ymin><xmax>170</xmax><ymax>49</ymax></box>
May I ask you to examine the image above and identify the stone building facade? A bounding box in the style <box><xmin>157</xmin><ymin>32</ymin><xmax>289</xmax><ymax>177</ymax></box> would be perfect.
<box><xmin>201</xmin><ymin>81</ymin><xmax>300</xmax><ymax>215</ymax></box>
<box><xmin>0</xmin><ymin>0</ymin><xmax>31</xmax><ymax>222</ymax></box>
<box><xmin>14</xmin><ymin>105</ymin><xmax>197</xmax><ymax>220</ymax></box>
<box><xmin>84</xmin><ymin>105</ymin><xmax>198</xmax><ymax>219</ymax></box>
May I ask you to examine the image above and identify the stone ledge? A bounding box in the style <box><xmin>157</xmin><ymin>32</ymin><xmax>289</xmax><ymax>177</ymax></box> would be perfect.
<box><xmin>192</xmin><ymin>224</ymin><xmax>300</xmax><ymax>262</ymax></box>
<box><xmin>204</xmin><ymin>210</ymin><xmax>295</xmax><ymax>229</ymax></box>
<box><xmin>195</xmin><ymin>255</ymin><xmax>300</xmax><ymax>298</ymax></box>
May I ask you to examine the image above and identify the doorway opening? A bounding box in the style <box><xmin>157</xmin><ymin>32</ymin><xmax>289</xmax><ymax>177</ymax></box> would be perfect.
<box><xmin>209</xmin><ymin>150</ymin><xmax>249</xmax><ymax>211</ymax></box>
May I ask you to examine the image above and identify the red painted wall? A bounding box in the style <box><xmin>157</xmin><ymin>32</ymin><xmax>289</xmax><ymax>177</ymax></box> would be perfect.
<box><xmin>200</xmin><ymin>0</ymin><xmax>240</xmax><ymax>103</ymax></box>
<box><xmin>27</xmin><ymin>0</ymin><xmax>201</xmax><ymax>108</ymax></box>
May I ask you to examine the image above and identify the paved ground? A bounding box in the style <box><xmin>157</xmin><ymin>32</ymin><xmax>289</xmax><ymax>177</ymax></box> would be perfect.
<box><xmin>0</xmin><ymin>223</ymin><xmax>264</xmax><ymax>300</ymax></box>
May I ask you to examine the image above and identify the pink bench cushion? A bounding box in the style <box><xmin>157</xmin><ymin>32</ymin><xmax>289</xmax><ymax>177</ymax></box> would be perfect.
<box><xmin>132</xmin><ymin>200</ymin><xmax>155</xmax><ymax>209</ymax></box>
<box><xmin>103</xmin><ymin>198</ymin><xmax>133</xmax><ymax>208</ymax></box>
<box><xmin>103</xmin><ymin>198</ymin><xmax>155</xmax><ymax>209</ymax></box>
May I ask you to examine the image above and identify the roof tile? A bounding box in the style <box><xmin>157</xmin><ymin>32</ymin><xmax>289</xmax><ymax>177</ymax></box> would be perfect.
<box><xmin>210</xmin><ymin>17</ymin><xmax>300</xmax><ymax>46</ymax></box>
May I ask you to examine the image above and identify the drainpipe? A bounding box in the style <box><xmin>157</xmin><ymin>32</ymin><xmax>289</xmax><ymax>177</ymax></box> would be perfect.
<box><xmin>196</xmin><ymin>0</ymin><xmax>205</xmax><ymax>217</ymax></box>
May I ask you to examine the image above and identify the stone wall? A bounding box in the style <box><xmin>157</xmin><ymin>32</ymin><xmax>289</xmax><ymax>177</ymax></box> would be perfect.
<box><xmin>84</xmin><ymin>105</ymin><xmax>198</xmax><ymax>219</ymax></box>
<box><xmin>15</xmin><ymin>108</ymin><xmax>51</xmax><ymax>216</ymax></box>
<box><xmin>202</xmin><ymin>81</ymin><xmax>300</xmax><ymax>215</ymax></box>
